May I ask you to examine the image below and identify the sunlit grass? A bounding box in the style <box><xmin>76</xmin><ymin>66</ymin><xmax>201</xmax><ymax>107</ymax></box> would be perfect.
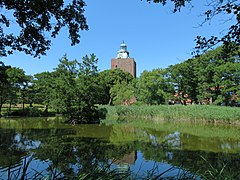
<box><xmin>101</xmin><ymin>105</ymin><xmax>240</xmax><ymax>125</ymax></box>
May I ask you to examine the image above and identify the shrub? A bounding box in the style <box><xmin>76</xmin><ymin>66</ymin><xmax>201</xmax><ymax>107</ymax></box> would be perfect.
<box><xmin>8</xmin><ymin>107</ymin><xmax>44</xmax><ymax>117</ymax></box>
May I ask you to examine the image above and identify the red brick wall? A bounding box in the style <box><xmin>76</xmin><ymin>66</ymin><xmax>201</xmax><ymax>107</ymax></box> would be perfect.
<box><xmin>111</xmin><ymin>58</ymin><xmax>136</xmax><ymax>78</ymax></box>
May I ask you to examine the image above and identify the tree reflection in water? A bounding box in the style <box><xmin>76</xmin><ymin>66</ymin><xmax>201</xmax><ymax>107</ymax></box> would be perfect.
<box><xmin>0</xmin><ymin>118</ymin><xmax>239</xmax><ymax>179</ymax></box>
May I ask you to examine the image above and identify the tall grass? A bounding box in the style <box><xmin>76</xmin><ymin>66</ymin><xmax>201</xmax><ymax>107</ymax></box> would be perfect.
<box><xmin>198</xmin><ymin>156</ymin><xmax>240</xmax><ymax>180</ymax></box>
<box><xmin>101</xmin><ymin>105</ymin><xmax>240</xmax><ymax>125</ymax></box>
<box><xmin>3</xmin><ymin>158</ymin><xmax>238</xmax><ymax>180</ymax></box>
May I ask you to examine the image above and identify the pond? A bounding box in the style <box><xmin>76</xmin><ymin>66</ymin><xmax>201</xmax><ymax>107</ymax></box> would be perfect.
<box><xmin>0</xmin><ymin>117</ymin><xmax>239</xmax><ymax>179</ymax></box>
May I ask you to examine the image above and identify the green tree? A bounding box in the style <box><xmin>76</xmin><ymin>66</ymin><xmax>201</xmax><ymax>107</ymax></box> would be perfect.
<box><xmin>0</xmin><ymin>0</ymin><xmax>88</xmax><ymax>57</ymax></box>
<box><xmin>6</xmin><ymin>67</ymin><xmax>30</xmax><ymax>112</ymax></box>
<box><xmin>168</xmin><ymin>59</ymin><xmax>198</xmax><ymax>104</ymax></box>
<box><xmin>33</xmin><ymin>72</ymin><xmax>55</xmax><ymax>113</ymax></box>
<box><xmin>168</xmin><ymin>45</ymin><xmax>240</xmax><ymax>105</ymax></box>
<box><xmin>0</xmin><ymin>62</ymin><xmax>11</xmax><ymax>116</ymax></box>
<box><xmin>98</xmin><ymin>69</ymin><xmax>134</xmax><ymax>105</ymax></box>
<box><xmin>50</xmin><ymin>55</ymin><xmax>79</xmax><ymax>118</ymax></box>
<box><xmin>49</xmin><ymin>54</ymin><xmax>100</xmax><ymax>123</ymax></box>
<box><xmin>0</xmin><ymin>63</ymin><xmax>30</xmax><ymax>116</ymax></box>
<box><xmin>137</xmin><ymin>69</ymin><xmax>174</xmax><ymax>105</ymax></box>
<box><xmin>214</xmin><ymin>62</ymin><xmax>240</xmax><ymax>105</ymax></box>
<box><xmin>194</xmin><ymin>47</ymin><xmax>230</xmax><ymax>103</ymax></box>
<box><xmin>210</xmin><ymin>47</ymin><xmax>240</xmax><ymax>105</ymax></box>
<box><xmin>110</xmin><ymin>81</ymin><xmax>136</xmax><ymax>105</ymax></box>
<box><xmin>75</xmin><ymin>54</ymin><xmax>100</xmax><ymax>123</ymax></box>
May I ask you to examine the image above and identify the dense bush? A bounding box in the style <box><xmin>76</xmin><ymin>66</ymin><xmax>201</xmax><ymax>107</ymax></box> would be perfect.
<box><xmin>7</xmin><ymin>107</ymin><xmax>51</xmax><ymax>117</ymax></box>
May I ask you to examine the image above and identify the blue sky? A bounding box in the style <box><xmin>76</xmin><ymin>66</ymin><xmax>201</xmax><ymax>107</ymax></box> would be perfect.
<box><xmin>1</xmin><ymin>0</ymin><xmax>233</xmax><ymax>77</ymax></box>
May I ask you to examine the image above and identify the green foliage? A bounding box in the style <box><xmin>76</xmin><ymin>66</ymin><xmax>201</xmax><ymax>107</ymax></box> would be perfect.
<box><xmin>97</xmin><ymin>69</ymin><xmax>134</xmax><ymax>105</ymax></box>
<box><xmin>1</xmin><ymin>45</ymin><xmax>240</xmax><ymax>120</ymax></box>
<box><xmin>0</xmin><ymin>62</ymin><xmax>31</xmax><ymax>116</ymax></box>
<box><xmin>0</xmin><ymin>0</ymin><xmax>88</xmax><ymax>57</ymax></box>
<box><xmin>33</xmin><ymin>72</ymin><xmax>55</xmax><ymax>113</ymax></box>
<box><xmin>168</xmin><ymin>59</ymin><xmax>198</xmax><ymax>103</ymax></box>
<box><xmin>136</xmin><ymin>68</ymin><xmax>175</xmax><ymax>105</ymax></box>
<box><xmin>47</xmin><ymin>54</ymin><xmax>100</xmax><ymax>123</ymax></box>
<box><xmin>198</xmin><ymin>156</ymin><xmax>240</xmax><ymax>180</ymax></box>
<box><xmin>167</xmin><ymin>45</ymin><xmax>240</xmax><ymax>105</ymax></box>
<box><xmin>110</xmin><ymin>81</ymin><xmax>135</xmax><ymax>105</ymax></box>
<box><xmin>7</xmin><ymin>107</ymin><xmax>45</xmax><ymax>117</ymax></box>
<box><xmin>1</xmin><ymin>54</ymin><xmax>101</xmax><ymax>123</ymax></box>
<box><xmin>0</xmin><ymin>62</ymin><xmax>11</xmax><ymax>116</ymax></box>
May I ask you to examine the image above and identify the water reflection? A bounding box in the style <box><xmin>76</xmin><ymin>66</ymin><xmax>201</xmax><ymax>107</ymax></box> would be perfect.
<box><xmin>113</xmin><ymin>151</ymin><xmax>137</xmax><ymax>173</ymax></box>
<box><xmin>0</xmin><ymin>118</ymin><xmax>239</xmax><ymax>179</ymax></box>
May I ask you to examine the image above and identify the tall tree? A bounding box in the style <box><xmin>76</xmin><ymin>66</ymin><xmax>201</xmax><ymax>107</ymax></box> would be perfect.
<box><xmin>137</xmin><ymin>69</ymin><xmax>174</xmax><ymax>105</ymax></box>
<box><xmin>33</xmin><ymin>72</ymin><xmax>55</xmax><ymax>113</ymax></box>
<box><xmin>49</xmin><ymin>54</ymin><xmax>100</xmax><ymax>123</ymax></box>
<box><xmin>110</xmin><ymin>81</ymin><xmax>136</xmax><ymax>105</ymax></box>
<box><xmin>0</xmin><ymin>63</ymin><xmax>29</xmax><ymax>116</ymax></box>
<box><xmin>168</xmin><ymin>59</ymin><xmax>198</xmax><ymax>104</ymax></box>
<box><xmin>6</xmin><ymin>67</ymin><xmax>30</xmax><ymax>112</ymax></box>
<box><xmin>75</xmin><ymin>54</ymin><xmax>100</xmax><ymax>123</ymax></box>
<box><xmin>169</xmin><ymin>45</ymin><xmax>240</xmax><ymax>105</ymax></box>
<box><xmin>50</xmin><ymin>55</ymin><xmax>80</xmax><ymax>118</ymax></box>
<box><xmin>214</xmin><ymin>62</ymin><xmax>240</xmax><ymax>105</ymax></box>
<box><xmin>0</xmin><ymin>62</ymin><xmax>11</xmax><ymax>116</ymax></box>
<box><xmin>97</xmin><ymin>69</ymin><xmax>134</xmax><ymax>105</ymax></box>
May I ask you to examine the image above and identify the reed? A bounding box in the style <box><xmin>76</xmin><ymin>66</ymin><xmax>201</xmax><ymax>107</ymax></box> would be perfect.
<box><xmin>3</xmin><ymin>159</ymin><xmax>237</xmax><ymax>180</ymax></box>
<box><xmin>101</xmin><ymin>105</ymin><xmax>240</xmax><ymax>125</ymax></box>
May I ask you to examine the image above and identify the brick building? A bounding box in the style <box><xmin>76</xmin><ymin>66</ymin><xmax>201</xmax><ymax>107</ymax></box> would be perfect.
<box><xmin>111</xmin><ymin>42</ymin><xmax>136</xmax><ymax>78</ymax></box>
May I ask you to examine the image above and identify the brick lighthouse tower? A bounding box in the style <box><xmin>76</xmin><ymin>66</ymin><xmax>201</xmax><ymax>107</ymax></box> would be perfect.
<box><xmin>111</xmin><ymin>42</ymin><xmax>136</xmax><ymax>78</ymax></box>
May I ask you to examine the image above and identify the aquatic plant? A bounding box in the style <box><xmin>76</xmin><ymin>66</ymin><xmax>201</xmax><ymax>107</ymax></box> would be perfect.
<box><xmin>101</xmin><ymin>105</ymin><xmax>240</xmax><ymax>125</ymax></box>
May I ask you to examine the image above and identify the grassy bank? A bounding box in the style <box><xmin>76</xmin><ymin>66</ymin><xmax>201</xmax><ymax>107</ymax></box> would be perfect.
<box><xmin>101</xmin><ymin>105</ymin><xmax>240</xmax><ymax>125</ymax></box>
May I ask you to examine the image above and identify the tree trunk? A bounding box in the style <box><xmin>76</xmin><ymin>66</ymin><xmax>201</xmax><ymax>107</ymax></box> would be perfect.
<box><xmin>8</xmin><ymin>100</ymin><xmax>12</xmax><ymax>114</ymax></box>
<box><xmin>44</xmin><ymin>105</ymin><xmax>48</xmax><ymax>113</ymax></box>
<box><xmin>0</xmin><ymin>94</ymin><xmax>4</xmax><ymax>117</ymax></box>
<box><xmin>9</xmin><ymin>102</ymin><xmax>12</xmax><ymax>112</ymax></box>
<box><xmin>22</xmin><ymin>101</ymin><xmax>25</xmax><ymax>110</ymax></box>
<box><xmin>108</xmin><ymin>97</ymin><xmax>112</xmax><ymax>105</ymax></box>
<box><xmin>0</xmin><ymin>104</ymin><xmax>2</xmax><ymax>118</ymax></box>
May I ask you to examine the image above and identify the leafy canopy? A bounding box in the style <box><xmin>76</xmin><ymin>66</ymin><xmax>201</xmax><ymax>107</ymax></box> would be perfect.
<box><xmin>0</xmin><ymin>0</ymin><xmax>88</xmax><ymax>57</ymax></box>
<box><xmin>48</xmin><ymin>54</ymin><xmax>100</xmax><ymax>123</ymax></box>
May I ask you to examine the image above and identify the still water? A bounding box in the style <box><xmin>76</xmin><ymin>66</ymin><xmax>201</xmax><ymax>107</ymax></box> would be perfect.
<box><xmin>0</xmin><ymin>117</ymin><xmax>239</xmax><ymax>179</ymax></box>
